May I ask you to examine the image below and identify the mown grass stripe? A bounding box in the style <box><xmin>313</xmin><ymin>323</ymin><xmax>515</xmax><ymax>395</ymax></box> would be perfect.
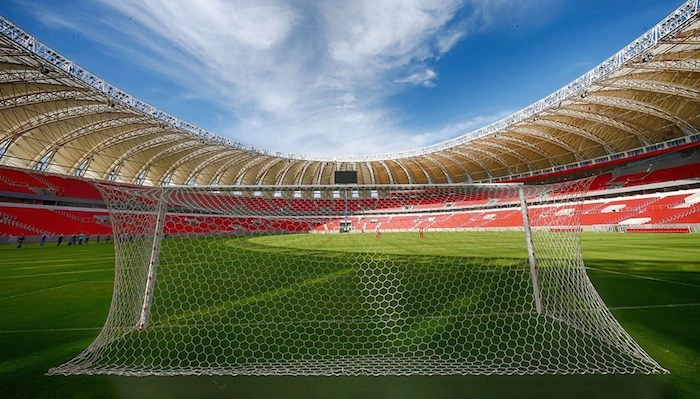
<box><xmin>0</xmin><ymin>269</ymin><xmax>113</xmax><ymax>280</ymax></box>
<box><xmin>0</xmin><ymin>281</ymin><xmax>112</xmax><ymax>301</ymax></box>
<box><xmin>0</xmin><ymin>340</ymin><xmax>93</xmax><ymax>374</ymax></box>
<box><xmin>0</xmin><ymin>327</ymin><xmax>103</xmax><ymax>334</ymax></box>
<box><xmin>159</xmin><ymin>266</ymin><xmax>360</xmax><ymax>325</ymax></box>
<box><xmin>0</xmin><ymin>256</ymin><xmax>114</xmax><ymax>266</ymax></box>
<box><xmin>586</xmin><ymin>266</ymin><xmax>700</xmax><ymax>288</ymax></box>
<box><xmin>5</xmin><ymin>261</ymin><xmax>114</xmax><ymax>272</ymax></box>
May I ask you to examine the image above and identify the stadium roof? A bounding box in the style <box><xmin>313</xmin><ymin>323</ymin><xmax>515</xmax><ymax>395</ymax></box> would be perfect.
<box><xmin>1</xmin><ymin>1</ymin><xmax>700</xmax><ymax>186</ymax></box>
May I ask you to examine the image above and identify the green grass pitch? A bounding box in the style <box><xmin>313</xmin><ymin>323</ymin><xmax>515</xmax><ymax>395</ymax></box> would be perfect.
<box><xmin>0</xmin><ymin>232</ymin><xmax>698</xmax><ymax>398</ymax></box>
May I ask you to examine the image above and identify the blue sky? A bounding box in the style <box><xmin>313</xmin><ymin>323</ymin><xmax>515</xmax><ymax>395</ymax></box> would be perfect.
<box><xmin>0</xmin><ymin>1</ymin><xmax>684</xmax><ymax>157</ymax></box>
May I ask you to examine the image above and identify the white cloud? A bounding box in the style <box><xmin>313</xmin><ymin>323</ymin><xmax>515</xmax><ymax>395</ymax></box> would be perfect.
<box><xmin>322</xmin><ymin>0</ymin><xmax>462</xmax><ymax>67</ymax></box>
<box><xmin>30</xmin><ymin>0</ymin><xmax>553</xmax><ymax>157</ymax></box>
<box><xmin>435</xmin><ymin>29</ymin><xmax>465</xmax><ymax>55</ymax></box>
<box><xmin>395</xmin><ymin>69</ymin><xmax>437</xmax><ymax>87</ymax></box>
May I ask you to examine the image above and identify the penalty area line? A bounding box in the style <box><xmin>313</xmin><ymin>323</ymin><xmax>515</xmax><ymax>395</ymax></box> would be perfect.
<box><xmin>0</xmin><ymin>280</ymin><xmax>112</xmax><ymax>302</ymax></box>
<box><xmin>0</xmin><ymin>327</ymin><xmax>102</xmax><ymax>334</ymax></box>
<box><xmin>0</xmin><ymin>268</ymin><xmax>113</xmax><ymax>280</ymax></box>
<box><xmin>586</xmin><ymin>266</ymin><xmax>700</xmax><ymax>288</ymax></box>
<box><xmin>609</xmin><ymin>303</ymin><xmax>700</xmax><ymax>311</ymax></box>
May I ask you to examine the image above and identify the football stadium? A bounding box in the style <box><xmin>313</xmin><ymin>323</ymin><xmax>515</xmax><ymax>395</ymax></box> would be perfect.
<box><xmin>0</xmin><ymin>1</ymin><xmax>699</xmax><ymax>399</ymax></box>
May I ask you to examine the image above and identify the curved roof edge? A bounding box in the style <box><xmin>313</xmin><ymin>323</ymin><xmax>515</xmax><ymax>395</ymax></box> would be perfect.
<box><xmin>1</xmin><ymin>0</ymin><xmax>698</xmax><ymax>162</ymax></box>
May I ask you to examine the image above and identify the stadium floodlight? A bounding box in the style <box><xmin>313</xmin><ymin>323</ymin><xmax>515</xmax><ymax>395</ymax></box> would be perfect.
<box><xmin>49</xmin><ymin>180</ymin><xmax>666</xmax><ymax>376</ymax></box>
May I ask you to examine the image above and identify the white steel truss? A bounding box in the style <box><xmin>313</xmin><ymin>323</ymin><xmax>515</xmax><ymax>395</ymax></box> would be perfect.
<box><xmin>533</xmin><ymin>119</ymin><xmax>616</xmax><ymax>154</ymax></box>
<box><xmin>1</xmin><ymin>2</ymin><xmax>700</xmax><ymax>184</ymax></box>
<box><xmin>607</xmin><ymin>78</ymin><xmax>700</xmax><ymax>102</ymax></box>
<box><xmin>585</xmin><ymin>94</ymin><xmax>700</xmax><ymax>135</ymax></box>
<box><xmin>1</xmin><ymin>0</ymin><xmax>699</xmax><ymax>163</ymax></box>
<box><xmin>554</xmin><ymin>108</ymin><xmax>655</xmax><ymax>146</ymax></box>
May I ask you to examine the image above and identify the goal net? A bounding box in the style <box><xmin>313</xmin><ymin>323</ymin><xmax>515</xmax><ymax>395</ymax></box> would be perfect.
<box><xmin>49</xmin><ymin>180</ymin><xmax>665</xmax><ymax>376</ymax></box>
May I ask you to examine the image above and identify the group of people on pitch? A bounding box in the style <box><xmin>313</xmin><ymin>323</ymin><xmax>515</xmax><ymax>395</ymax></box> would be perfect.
<box><xmin>15</xmin><ymin>233</ymin><xmax>111</xmax><ymax>248</ymax></box>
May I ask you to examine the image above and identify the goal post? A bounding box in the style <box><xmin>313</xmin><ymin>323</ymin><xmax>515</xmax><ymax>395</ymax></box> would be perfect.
<box><xmin>518</xmin><ymin>186</ymin><xmax>543</xmax><ymax>316</ymax></box>
<box><xmin>49</xmin><ymin>179</ymin><xmax>666</xmax><ymax>376</ymax></box>
<box><xmin>138</xmin><ymin>189</ymin><xmax>167</xmax><ymax>330</ymax></box>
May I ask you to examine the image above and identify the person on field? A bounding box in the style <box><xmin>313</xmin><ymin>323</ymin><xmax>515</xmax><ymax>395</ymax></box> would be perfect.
<box><xmin>375</xmin><ymin>228</ymin><xmax>381</xmax><ymax>239</ymax></box>
<box><xmin>78</xmin><ymin>232</ymin><xmax>85</xmax><ymax>245</ymax></box>
<box><xmin>40</xmin><ymin>234</ymin><xmax>48</xmax><ymax>246</ymax></box>
<box><xmin>16</xmin><ymin>235</ymin><xmax>25</xmax><ymax>248</ymax></box>
<box><xmin>57</xmin><ymin>234</ymin><xmax>64</xmax><ymax>246</ymax></box>
<box><xmin>419</xmin><ymin>227</ymin><xmax>424</xmax><ymax>239</ymax></box>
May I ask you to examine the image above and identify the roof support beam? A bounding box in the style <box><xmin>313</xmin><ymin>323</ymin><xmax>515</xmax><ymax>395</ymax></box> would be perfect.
<box><xmin>357</xmin><ymin>162</ymin><xmax>375</xmax><ymax>184</ymax></box>
<box><xmin>0</xmin><ymin>88</ymin><xmax>95</xmax><ymax>111</ymax></box>
<box><xmin>585</xmin><ymin>94</ymin><xmax>700</xmax><ymax>135</ymax></box>
<box><xmin>254</xmin><ymin>157</ymin><xmax>288</xmax><ymax>184</ymax></box>
<box><xmin>81</xmin><ymin>126</ymin><xmax>171</xmax><ymax>169</ymax></box>
<box><xmin>445</xmin><ymin>148</ymin><xmax>494</xmax><ymax>179</ymax></box>
<box><xmin>210</xmin><ymin>152</ymin><xmax>256</xmax><ymax>185</ymax></box>
<box><xmin>421</xmin><ymin>154</ymin><xmax>454</xmax><ymax>183</ymax></box>
<box><xmin>292</xmin><ymin>161</ymin><xmax>315</xmax><ymax>185</ymax></box>
<box><xmin>533</xmin><ymin>119</ymin><xmax>615</xmax><ymax>154</ymax></box>
<box><xmin>376</xmin><ymin>161</ymin><xmax>395</xmax><ymax>184</ymax></box>
<box><xmin>133</xmin><ymin>140</ymin><xmax>205</xmax><ymax>185</ymax></box>
<box><xmin>0</xmin><ymin>69</ymin><xmax>66</xmax><ymax>85</ymax></box>
<box><xmin>474</xmin><ymin>141</ymin><xmax>536</xmax><ymax>169</ymax></box>
<box><xmin>158</xmin><ymin>145</ymin><xmax>224</xmax><ymax>185</ymax></box>
<box><xmin>184</xmin><ymin>151</ymin><xmax>239</xmax><ymax>185</ymax></box>
<box><xmin>274</xmin><ymin>160</ymin><xmax>302</xmax><ymax>185</ymax></box>
<box><xmin>508</xmin><ymin>126</ymin><xmax>584</xmax><ymax>161</ymax></box>
<box><xmin>401</xmin><ymin>157</ymin><xmax>433</xmax><ymax>183</ymax></box>
<box><xmin>453</xmin><ymin>146</ymin><xmax>513</xmax><ymax>175</ymax></box>
<box><xmin>316</xmin><ymin>162</ymin><xmax>334</xmax><ymax>185</ymax></box>
<box><xmin>232</xmin><ymin>155</ymin><xmax>274</xmax><ymax>184</ymax></box>
<box><xmin>495</xmin><ymin>135</ymin><xmax>557</xmax><ymax>167</ymax></box>
<box><xmin>102</xmin><ymin>136</ymin><xmax>195</xmax><ymax>181</ymax></box>
<box><xmin>37</xmin><ymin>117</ymin><xmax>152</xmax><ymax>160</ymax></box>
<box><xmin>554</xmin><ymin>108</ymin><xmax>655</xmax><ymax>146</ymax></box>
<box><xmin>632</xmin><ymin>59</ymin><xmax>700</xmax><ymax>73</ymax></box>
<box><xmin>2</xmin><ymin>104</ymin><xmax>124</xmax><ymax>146</ymax></box>
<box><xmin>386</xmin><ymin>160</ymin><xmax>414</xmax><ymax>184</ymax></box>
<box><xmin>608</xmin><ymin>78</ymin><xmax>700</xmax><ymax>101</ymax></box>
<box><xmin>428</xmin><ymin>152</ymin><xmax>473</xmax><ymax>182</ymax></box>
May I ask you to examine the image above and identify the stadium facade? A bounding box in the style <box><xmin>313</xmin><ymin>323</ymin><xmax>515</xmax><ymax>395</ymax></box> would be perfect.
<box><xmin>1</xmin><ymin>1</ymin><xmax>700</xmax><ymax>186</ymax></box>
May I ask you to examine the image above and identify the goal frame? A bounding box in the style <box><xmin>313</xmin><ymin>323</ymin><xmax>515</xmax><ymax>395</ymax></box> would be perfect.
<box><xmin>47</xmin><ymin>180</ymin><xmax>667</xmax><ymax>376</ymax></box>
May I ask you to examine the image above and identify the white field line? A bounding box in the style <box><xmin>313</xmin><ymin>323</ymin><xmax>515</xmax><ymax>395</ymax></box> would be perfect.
<box><xmin>0</xmin><ymin>280</ymin><xmax>111</xmax><ymax>301</ymax></box>
<box><xmin>7</xmin><ymin>261</ymin><xmax>114</xmax><ymax>272</ymax></box>
<box><xmin>609</xmin><ymin>303</ymin><xmax>700</xmax><ymax>311</ymax></box>
<box><xmin>585</xmin><ymin>266</ymin><xmax>700</xmax><ymax>288</ymax></box>
<box><xmin>1</xmin><ymin>256</ymin><xmax>114</xmax><ymax>266</ymax></box>
<box><xmin>0</xmin><ymin>268</ymin><xmax>113</xmax><ymax>280</ymax></box>
<box><xmin>0</xmin><ymin>327</ymin><xmax>102</xmax><ymax>334</ymax></box>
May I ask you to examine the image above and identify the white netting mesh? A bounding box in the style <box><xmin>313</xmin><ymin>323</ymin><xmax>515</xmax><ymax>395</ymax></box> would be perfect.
<box><xmin>49</xmin><ymin>180</ymin><xmax>665</xmax><ymax>376</ymax></box>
